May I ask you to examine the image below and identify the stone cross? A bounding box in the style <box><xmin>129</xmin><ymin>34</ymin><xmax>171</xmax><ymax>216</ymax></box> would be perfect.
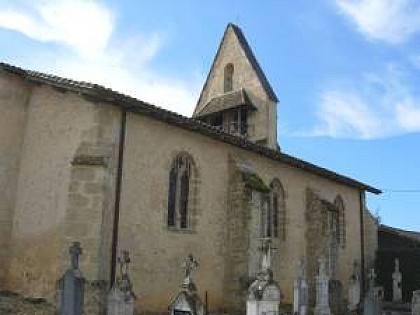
<box><xmin>297</xmin><ymin>259</ymin><xmax>306</xmax><ymax>279</ymax></box>
<box><xmin>182</xmin><ymin>254</ymin><xmax>198</xmax><ymax>279</ymax></box>
<box><xmin>368</xmin><ymin>268</ymin><xmax>376</xmax><ymax>291</ymax></box>
<box><xmin>348</xmin><ymin>260</ymin><xmax>361</xmax><ymax>311</ymax></box>
<box><xmin>314</xmin><ymin>256</ymin><xmax>331</xmax><ymax>315</ymax></box>
<box><xmin>392</xmin><ymin>258</ymin><xmax>402</xmax><ymax>303</ymax></box>
<box><xmin>260</xmin><ymin>238</ymin><xmax>273</xmax><ymax>271</ymax></box>
<box><xmin>294</xmin><ymin>258</ymin><xmax>308</xmax><ymax>315</ymax></box>
<box><xmin>70</xmin><ymin>242</ymin><xmax>82</xmax><ymax>270</ymax></box>
<box><xmin>59</xmin><ymin>242</ymin><xmax>85</xmax><ymax>315</ymax></box>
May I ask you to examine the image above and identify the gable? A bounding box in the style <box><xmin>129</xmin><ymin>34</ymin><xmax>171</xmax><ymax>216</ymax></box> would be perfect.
<box><xmin>194</xmin><ymin>23</ymin><xmax>278</xmax><ymax>116</ymax></box>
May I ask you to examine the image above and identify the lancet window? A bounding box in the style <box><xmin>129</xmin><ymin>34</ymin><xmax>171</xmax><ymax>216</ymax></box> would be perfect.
<box><xmin>269</xmin><ymin>179</ymin><xmax>286</xmax><ymax>239</ymax></box>
<box><xmin>167</xmin><ymin>153</ymin><xmax>195</xmax><ymax>229</ymax></box>
<box><xmin>224</xmin><ymin>63</ymin><xmax>234</xmax><ymax>93</ymax></box>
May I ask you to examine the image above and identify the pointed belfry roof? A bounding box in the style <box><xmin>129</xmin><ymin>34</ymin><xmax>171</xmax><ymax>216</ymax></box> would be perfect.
<box><xmin>194</xmin><ymin>23</ymin><xmax>278</xmax><ymax>116</ymax></box>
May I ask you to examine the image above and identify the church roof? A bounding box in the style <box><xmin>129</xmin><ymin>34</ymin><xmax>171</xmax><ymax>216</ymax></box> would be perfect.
<box><xmin>195</xmin><ymin>89</ymin><xmax>256</xmax><ymax>117</ymax></box>
<box><xmin>0</xmin><ymin>61</ymin><xmax>381</xmax><ymax>194</ymax></box>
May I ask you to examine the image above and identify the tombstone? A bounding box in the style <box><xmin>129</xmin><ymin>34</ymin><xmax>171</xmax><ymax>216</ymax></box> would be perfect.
<box><xmin>247</xmin><ymin>238</ymin><xmax>281</xmax><ymax>315</ymax></box>
<box><xmin>314</xmin><ymin>256</ymin><xmax>331</xmax><ymax>315</ymax></box>
<box><xmin>107</xmin><ymin>250</ymin><xmax>136</xmax><ymax>315</ymax></box>
<box><xmin>59</xmin><ymin>242</ymin><xmax>86</xmax><ymax>315</ymax></box>
<box><xmin>392</xmin><ymin>258</ymin><xmax>402</xmax><ymax>303</ymax></box>
<box><xmin>293</xmin><ymin>259</ymin><xmax>308</xmax><ymax>315</ymax></box>
<box><xmin>348</xmin><ymin>260</ymin><xmax>361</xmax><ymax>312</ymax></box>
<box><xmin>363</xmin><ymin>269</ymin><xmax>381</xmax><ymax>315</ymax></box>
<box><xmin>169</xmin><ymin>254</ymin><xmax>204</xmax><ymax>315</ymax></box>
<box><xmin>412</xmin><ymin>290</ymin><xmax>420</xmax><ymax>315</ymax></box>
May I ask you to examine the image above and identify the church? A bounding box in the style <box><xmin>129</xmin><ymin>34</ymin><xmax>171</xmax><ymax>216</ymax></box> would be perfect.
<box><xmin>0</xmin><ymin>23</ymin><xmax>380</xmax><ymax>314</ymax></box>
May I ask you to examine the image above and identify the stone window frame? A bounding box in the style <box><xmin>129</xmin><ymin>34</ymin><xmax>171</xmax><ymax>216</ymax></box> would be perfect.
<box><xmin>334</xmin><ymin>195</ymin><xmax>346</xmax><ymax>247</ymax></box>
<box><xmin>224</xmin><ymin>63</ymin><xmax>234</xmax><ymax>93</ymax></box>
<box><xmin>269</xmin><ymin>178</ymin><xmax>287</xmax><ymax>240</ymax></box>
<box><xmin>165</xmin><ymin>151</ymin><xmax>200</xmax><ymax>233</ymax></box>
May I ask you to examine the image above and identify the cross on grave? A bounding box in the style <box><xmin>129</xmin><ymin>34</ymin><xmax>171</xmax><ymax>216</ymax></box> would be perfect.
<box><xmin>318</xmin><ymin>256</ymin><xmax>327</xmax><ymax>277</ymax></box>
<box><xmin>368</xmin><ymin>268</ymin><xmax>376</xmax><ymax>290</ymax></box>
<box><xmin>297</xmin><ymin>258</ymin><xmax>307</xmax><ymax>279</ymax></box>
<box><xmin>182</xmin><ymin>254</ymin><xmax>198</xmax><ymax>279</ymax></box>
<box><xmin>259</xmin><ymin>238</ymin><xmax>277</xmax><ymax>271</ymax></box>
<box><xmin>70</xmin><ymin>242</ymin><xmax>82</xmax><ymax>270</ymax></box>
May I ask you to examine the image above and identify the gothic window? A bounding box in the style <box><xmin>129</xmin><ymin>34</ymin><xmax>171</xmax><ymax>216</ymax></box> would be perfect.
<box><xmin>224</xmin><ymin>63</ymin><xmax>234</xmax><ymax>92</ymax></box>
<box><xmin>269</xmin><ymin>179</ymin><xmax>286</xmax><ymax>239</ymax></box>
<box><xmin>334</xmin><ymin>195</ymin><xmax>346</xmax><ymax>247</ymax></box>
<box><xmin>167</xmin><ymin>153</ymin><xmax>196</xmax><ymax>229</ymax></box>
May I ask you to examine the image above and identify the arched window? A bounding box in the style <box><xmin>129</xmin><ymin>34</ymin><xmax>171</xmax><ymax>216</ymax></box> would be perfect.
<box><xmin>224</xmin><ymin>63</ymin><xmax>234</xmax><ymax>92</ymax></box>
<box><xmin>269</xmin><ymin>179</ymin><xmax>286</xmax><ymax>239</ymax></box>
<box><xmin>167</xmin><ymin>153</ymin><xmax>195</xmax><ymax>229</ymax></box>
<box><xmin>334</xmin><ymin>195</ymin><xmax>346</xmax><ymax>247</ymax></box>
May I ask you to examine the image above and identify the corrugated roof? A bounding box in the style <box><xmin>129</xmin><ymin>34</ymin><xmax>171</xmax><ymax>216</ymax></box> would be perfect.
<box><xmin>0</xmin><ymin>61</ymin><xmax>381</xmax><ymax>194</ymax></box>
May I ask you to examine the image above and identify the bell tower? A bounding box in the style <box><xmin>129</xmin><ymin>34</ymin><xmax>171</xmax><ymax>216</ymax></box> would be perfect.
<box><xmin>193</xmin><ymin>23</ymin><xmax>279</xmax><ymax>150</ymax></box>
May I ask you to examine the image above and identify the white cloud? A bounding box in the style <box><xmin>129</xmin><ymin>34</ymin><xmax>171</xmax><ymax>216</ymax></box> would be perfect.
<box><xmin>335</xmin><ymin>0</ymin><xmax>420</xmax><ymax>44</ymax></box>
<box><xmin>0</xmin><ymin>0</ymin><xmax>200</xmax><ymax>116</ymax></box>
<box><xmin>311</xmin><ymin>65</ymin><xmax>420</xmax><ymax>139</ymax></box>
<box><xmin>396</xmin><ymin>100</ymin><xmax>420</xmax><ymax>131</ymax></box>
<box><xmin>314</xmin><ymin>91</ymin><xmax>382</xmax><ymax>139</ymax></box>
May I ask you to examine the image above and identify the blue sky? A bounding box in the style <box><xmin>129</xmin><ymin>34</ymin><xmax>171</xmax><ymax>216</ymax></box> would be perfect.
<box><xmin>0</xmin><ymin>0</ymin><xmax>419</xmax><ymax>230</ymax></box>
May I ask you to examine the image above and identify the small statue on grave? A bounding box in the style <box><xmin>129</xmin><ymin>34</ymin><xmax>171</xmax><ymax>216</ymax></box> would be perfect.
<box><xmin>392</xmin><ymin>258</ymin><xmax>402</xmax><ymax>303</ymax></box>
<box><xmin>116</xmin><ymin>250</ymin><xmax>135</xmax><ymax>301</ymax></box>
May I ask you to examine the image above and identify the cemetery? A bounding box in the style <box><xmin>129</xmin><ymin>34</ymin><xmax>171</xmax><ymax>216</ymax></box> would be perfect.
<box><xmin>1</xmin><ymin>239</ymin><xmax>419</xmax><ymax>315</ymax></box>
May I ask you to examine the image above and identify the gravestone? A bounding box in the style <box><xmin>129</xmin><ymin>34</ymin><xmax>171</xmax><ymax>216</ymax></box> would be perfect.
<box><xmin>348</xmin><ymin>260</ymin><xmax>361</xmax><ymax>312</ymax></box>
<box><xmin>392</xmin><ymin>258</ymin><xmax>402</xmax><ymax>303</ymax></box>
<box><xmin>363</xmin><ymin>269</ymin><xmax>381</xmax><ymax>315</ymax></box>
<box><xmin>59</xmin><ymin>242</ymin><xmax>86</xmax><ymax>315</ymax></box>
<box><xmin>107</xmin><ymin>250</ymin><xmax>136</xmax><ymax>315</ymax></box>
<box><xmin>247</xmin><ymin>238</ymin><xmax>281</xmax><ymax>315</ymax></box>
<box><xmin>169</xmin><ymin>254</ymin><xmax>204</xmax><ymax>315</ymax></box>
<box><xmin>314</xmin><ymin>256</ymin><xmax>331</xmax><ymax>315</ymax></box>
<box><xmin>412</xmin><ymin>290</ymin><xmax>420</xmax><ymax>315</ymax></box>
<box><xmin>293</xmin><ymin>259</ymin><xmax>308</xmax><ymax>315</ymax></box>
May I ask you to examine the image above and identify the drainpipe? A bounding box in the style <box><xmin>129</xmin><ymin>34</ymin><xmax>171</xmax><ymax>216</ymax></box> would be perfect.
<box><xmin>359</xmin><ymin>190</ymin><xmax>366</xmax><ymax>302</ymax></box>
<box><xmin>110</xmin><ymin>109</ymin><xmax>127</xmax><ymax>286</ymax></box>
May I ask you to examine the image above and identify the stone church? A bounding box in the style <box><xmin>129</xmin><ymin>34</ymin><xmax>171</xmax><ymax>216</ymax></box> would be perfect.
<box><xmin>0</xmin><ymin>23</ymin><xmax>380</xmax><ymax>313</ymax></box>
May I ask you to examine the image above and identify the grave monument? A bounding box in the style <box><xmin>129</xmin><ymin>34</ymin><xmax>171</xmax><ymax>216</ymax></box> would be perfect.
<box><xmin>59</xmin><ymin>242</ymin><xmax>86</xmax><ymax>315</ymax></box>
<box><xmin>247</xmin><ymin>238</ymin><xmax>281</xmax><ymax>315</ymax></box>
<box><xmin>169</xmin><ymin>254</ymin><xmax>204</xmax><ymax>315</ymax></box>
<box><xmin>107</xmin><ymin>250</ymin><xmax>136</xmax><ymax>315</ymax></box>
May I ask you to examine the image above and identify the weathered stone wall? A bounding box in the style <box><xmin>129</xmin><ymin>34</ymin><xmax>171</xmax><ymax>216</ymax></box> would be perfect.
<box><xmin>4</xmin><ymin>83</ymin><xmax>121</xmax><ymax>308</ymax></box>
<box><xmin>0</xmin><ymin>71</ymin><xmax>30</xmax><ymax>289</ymax></box>
<box><xmin>118</xmin><ymin>113</ymin><xmax>363</xmax><ymax>314</ymax></box>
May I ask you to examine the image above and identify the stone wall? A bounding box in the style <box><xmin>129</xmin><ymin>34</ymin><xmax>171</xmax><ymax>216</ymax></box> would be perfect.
<box><xmin>3</xmin><ymin>82</ymin><xmax>121</xmax><ymax>308</ymax></box>
<box><xmin>0</xmin><ymin>72</ymin><xmax>30</xmax><ymax>289</ymax></box>
<box><xmin>117</xmin><ymin>113</ymin><xmax>363</xmax><ymax>314</ymax></box>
